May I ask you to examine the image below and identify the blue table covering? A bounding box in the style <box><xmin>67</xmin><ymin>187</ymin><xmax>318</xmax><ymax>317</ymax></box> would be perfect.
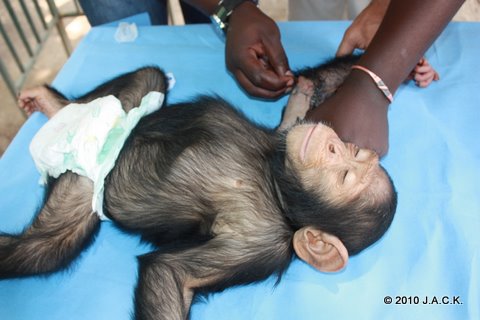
<box><xmin>1</xmin><ymin>21</ymin><xmax>479</xmax><ymax>319</ymax></box>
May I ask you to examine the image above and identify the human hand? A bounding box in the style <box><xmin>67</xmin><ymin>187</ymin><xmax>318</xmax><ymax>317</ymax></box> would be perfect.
<box><xmin>336</xmin><ymin>0</ymin><xmax>389</xmax><ymax>56</ymax></box>
<box><xmin>226</xmin><ymin>2</ymin><xmax>294</xmax><ymax>98</ymax></box>
<box><xmin>406</xmin><ymin>57</ymin><xmax>440</xmax><ymax>87</ymax></box>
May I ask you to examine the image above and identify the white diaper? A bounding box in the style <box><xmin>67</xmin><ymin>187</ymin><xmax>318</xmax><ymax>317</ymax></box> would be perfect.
<box><xmin>30</xmin><ymin>91</ymin><xmax>164</xmax><ymax>220</ymax></box>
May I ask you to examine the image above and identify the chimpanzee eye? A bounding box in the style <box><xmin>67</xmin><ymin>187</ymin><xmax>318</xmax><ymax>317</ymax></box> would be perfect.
<box><xmin>342</xmin><ymin>170</ymin><xmax>349</xmax><ymax>183</ymax></box>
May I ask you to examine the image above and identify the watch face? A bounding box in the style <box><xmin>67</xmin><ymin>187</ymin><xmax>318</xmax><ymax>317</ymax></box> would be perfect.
<box><xmin>210</xmin><ymin>15</ymin><xmax>227</xmax><ymax>38</ymax></box>
<box><xmin>214</xmin><ymin>5</ymin><xmax>229</xmax><ymax>21</ymax></box>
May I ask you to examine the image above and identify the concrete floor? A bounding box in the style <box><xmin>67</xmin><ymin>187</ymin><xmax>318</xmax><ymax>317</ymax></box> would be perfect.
<box><xmin>1</xmin><ymin>0</ymin><xmax>479</xmax><ymax>156</ymax></box>
<box><xmin>0</xmin><ymin>0</ymin><xmax>90</xmax><ymax>156</ymax></box>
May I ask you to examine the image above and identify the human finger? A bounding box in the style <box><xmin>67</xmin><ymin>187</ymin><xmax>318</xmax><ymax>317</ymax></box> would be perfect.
<box><xmin>234</xmin><ymin>68</ymin><xmax>287</xmax><ymax>98</ymax></box>
<box><xmin>336</xmin><ymin>33</ymin><xmax>357</xmax><ymax>57</ymax></box>
<box><xmin>262</xmin><ymin>35</ymin><xmax>291</xmax><ymax>78</ymax></box>
<box><xmin>236</xmin><ymin>46</ymin><xmax>292</xmax><ymax>92</ymax></box>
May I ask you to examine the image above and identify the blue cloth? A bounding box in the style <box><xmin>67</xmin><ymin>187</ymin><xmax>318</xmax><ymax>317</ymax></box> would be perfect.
<box><xmin>0</xmin><ymin>22</ymin><xmax>479</xmax><ymax>320</ymax></box>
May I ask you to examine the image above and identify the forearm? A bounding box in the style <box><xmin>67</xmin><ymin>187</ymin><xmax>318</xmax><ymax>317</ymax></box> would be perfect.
<box><xmin>307</xmin><ymin>0</ymin><xmax>464</xmax><ymax>155</ymax></box>
<box><xmin>368</xmin><ymin>0</ymin><xmax>390</xmax><ymax>20</ymax></box>
<box><xmin>358</xmin><ymin>0</ymin><xmax>465</xmax><ymax>94</ymax></box>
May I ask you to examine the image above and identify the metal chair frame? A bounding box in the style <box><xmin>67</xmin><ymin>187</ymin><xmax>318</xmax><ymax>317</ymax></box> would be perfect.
<box><xmin>0</xmin><ymin>0</ymin><xmax>82</xmax><ymax>99</ymax></box>
<box><xmin>0</xmin><ymin>0</ymin><xmax>186</xmax><ymax>101</ymax></box>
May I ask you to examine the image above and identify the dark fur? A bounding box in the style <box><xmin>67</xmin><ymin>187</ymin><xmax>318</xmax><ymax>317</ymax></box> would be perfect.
<box><xmin>296</xmin><ymin>54</ymin><xmax>361</xmax><ymax>108</ymax></box>
<box><xmin>0</xmin><ymin>61</ymin><xmax>396</xmax><ymax>320</ymax></box>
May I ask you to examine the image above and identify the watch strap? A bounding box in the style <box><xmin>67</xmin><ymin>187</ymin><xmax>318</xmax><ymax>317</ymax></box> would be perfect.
<box><xmin>211</xmin><ymin>0</ymin><xmax>258</xmax><ymax>36</ymax></box>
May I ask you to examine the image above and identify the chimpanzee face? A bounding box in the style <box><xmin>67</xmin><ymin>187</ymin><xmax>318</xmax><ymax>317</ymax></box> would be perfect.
<box><xmin>285</xmin><ymin>122</ymin><xmax>389</xmax><ymax>205</ymax></box>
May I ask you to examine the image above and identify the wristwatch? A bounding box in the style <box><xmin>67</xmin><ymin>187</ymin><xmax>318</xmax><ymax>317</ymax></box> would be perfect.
<box><xmin>210</xmin><ymin>0</ymin><xmax>259</xmax><ymax>37</ymax></box>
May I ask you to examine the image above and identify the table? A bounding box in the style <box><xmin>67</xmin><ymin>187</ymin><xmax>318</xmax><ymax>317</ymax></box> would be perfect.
<box><xmin>1</xmin><ymin>20</ymin><xmax>479</xmax><ymax>320</ymax></box>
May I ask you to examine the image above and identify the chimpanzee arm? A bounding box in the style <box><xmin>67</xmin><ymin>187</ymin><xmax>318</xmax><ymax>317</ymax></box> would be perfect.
<box><xmin>135</xmin><ymin>234</ymin><xmax>291</xmax><ymax>320</ymax></box>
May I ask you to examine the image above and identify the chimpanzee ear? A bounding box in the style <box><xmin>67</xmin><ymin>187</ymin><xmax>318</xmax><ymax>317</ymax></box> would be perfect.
<box><xmin>293</xmin><ymin>226</ymin><xmax>348</xmax><ymax>273</ymax></box>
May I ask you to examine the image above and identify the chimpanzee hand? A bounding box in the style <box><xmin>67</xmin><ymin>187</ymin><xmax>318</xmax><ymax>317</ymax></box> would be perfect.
<box><xmin>407</xmin><ymin>57</ymin><xmax>440</xmax><ymax>87</ymax></box>
<box><xmin>226</xmin><ymin>2</ymin><xmax>294</xmax><ymax>99</ymax></box>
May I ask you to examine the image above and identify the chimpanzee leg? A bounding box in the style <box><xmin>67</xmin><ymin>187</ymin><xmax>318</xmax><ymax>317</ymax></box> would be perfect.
<box><xmin>75</xmin><ymin>66</ymin><xmax>167</xmax><ymax>111</ymax></box>
<box><xmin>18</xmin><ymin>67</ymin><xmax>166</xmax><ymax>117</ymax></box>
<box><xmin>0</xmin><ymin>172</ymin><xmax>99</xmax><ymax>278</ymax></box>
<box><xmin>17</xmin><ymin>85</ymin><xmax>69</xmax><ymax>118</ymax></box>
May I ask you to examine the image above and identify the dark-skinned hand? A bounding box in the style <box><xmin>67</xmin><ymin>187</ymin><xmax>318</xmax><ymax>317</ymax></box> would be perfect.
<box><xmin>225</xmin><ymin>2</ymin><xmax>294</xmax><ymax>99</ymax></box>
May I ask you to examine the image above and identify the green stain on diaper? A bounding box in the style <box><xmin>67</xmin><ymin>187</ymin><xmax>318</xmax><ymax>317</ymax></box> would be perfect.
<box><xmin>66</xmin><ymin>131</ymin><xmax>74</xmax><ymax>144</ymax></box>
<box><xmin>97</xmin><ymin>126</ymin><xmax>125</xmax><ymax>164</ymax></box>
<box><xmin>63</xmin><ymin>152</ymin><xmax>74</xmax><ymax>167</ymax></box>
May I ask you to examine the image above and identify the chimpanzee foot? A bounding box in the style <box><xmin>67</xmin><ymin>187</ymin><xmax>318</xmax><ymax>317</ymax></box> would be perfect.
<box><xmin>18</xmin><ymin>86</ymin><xmax>64</xmax><ymax>119</ymax></box>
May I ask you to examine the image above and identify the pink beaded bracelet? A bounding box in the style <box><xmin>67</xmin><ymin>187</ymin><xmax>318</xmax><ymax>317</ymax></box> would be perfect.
<box><xmin>352</xmin><ymin>65</ymin><xmax>394</xmax><ymax>103</ymax></box>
